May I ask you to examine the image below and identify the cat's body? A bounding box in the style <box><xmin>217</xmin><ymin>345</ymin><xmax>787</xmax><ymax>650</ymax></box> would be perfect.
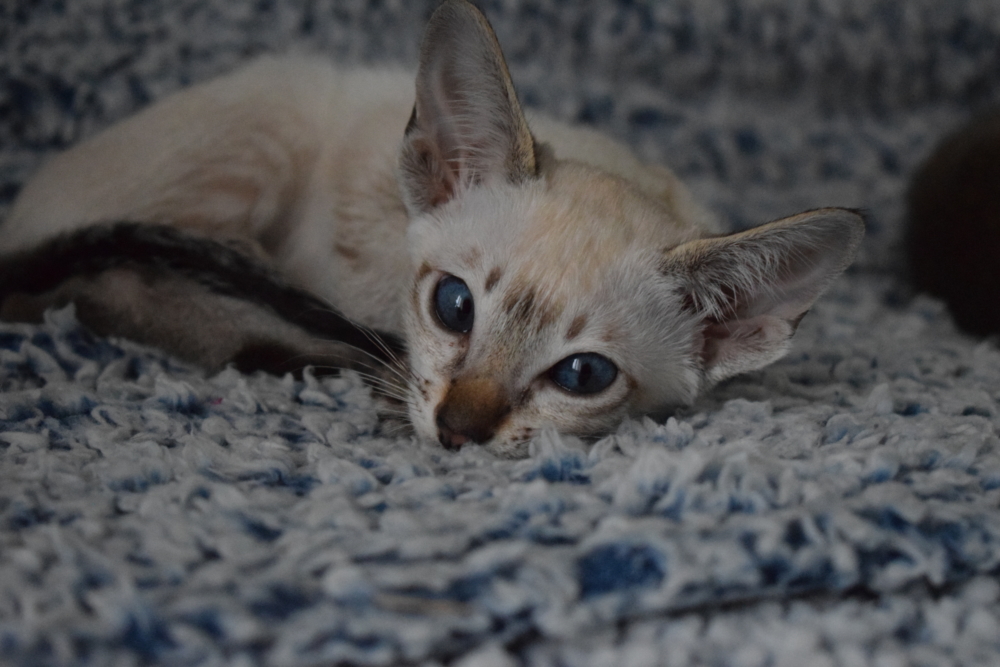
<box><xmin>4</xmin><ymin>58</ymin><xmax>715</xmax><ymax>337</ymax></box>
<box><xmin>0</xmin><ymin>0</ymin><xmax>864</xmax><ymax>456</ymax></box>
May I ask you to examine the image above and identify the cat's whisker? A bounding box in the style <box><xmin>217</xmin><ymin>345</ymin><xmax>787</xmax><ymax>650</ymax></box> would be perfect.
<box><xmin>283</xmin><ymin>300</ymin><xmax>412</xmax><ymax>381</ymax></box>
<box><xmin>306</xmin><ymin>362</ymin><xmax>408</xmax><ymax>397</ymax></box>
<box><xmin>299</xmin><ymin>354</ymin><xmax>415</xmax><ymax>421</ymax></box>
<box><xmin>251</xmin><ymin>336</ymin><xmax>415</xmax><ymax>413</ymax></box>
<box><xmin>334</xmin><ymin>323</ymin><xmax>413</xmax><ymax>386</ymax></box>
<box><xmin>310</xmin><ymin>340</ymin><xmax>409</xmax><ymax>384</ymax></box>
<box><xmin>374</xmin><ymin>404</ymin><xmax>410</xmax><ymax>416</ymax></box>
<box><xmin>373</xmin><ymin>403</ymin><xmax>410</xmax><ymax>416</ymax></box>
<box><xmin>356</xmin><ymin>323</ymin><xmax>405</xmax><ymax>364</ymax></box>
<box><xmin>378</xmin><ymin>418</ymin><xmax>414</xmax><ymax>438</ymax></box>
<box><xmin>357</xmin><ymin>381</ymin><xmax>412</xmax><ymax>404</ymax></box>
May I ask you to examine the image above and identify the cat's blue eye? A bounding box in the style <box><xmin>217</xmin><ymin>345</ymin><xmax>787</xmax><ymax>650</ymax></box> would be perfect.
<box><xmin>549</xmin><ymin>353</ymin><xmax>618</xmax><ymax>395</ymax></box>
<box><xmin>433</xmin><ymin>275</ymin><xmax>475</xmax><ymax>333</ymax></box>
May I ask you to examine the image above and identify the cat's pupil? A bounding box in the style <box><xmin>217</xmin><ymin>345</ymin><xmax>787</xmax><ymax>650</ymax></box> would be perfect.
<box><xmin>433</xmin><ymin>275</ymin><xmax>475</xmax><ymax>333</ymax></box>
<box><xmin>549</xmin><ymin>352</ymin><xmax>617</xmax><ymax>395</ymax></box>
<box><xmin>457</xmin><ymin>296</ymin><xmax>472</xmax><ymax>318</ymax></box>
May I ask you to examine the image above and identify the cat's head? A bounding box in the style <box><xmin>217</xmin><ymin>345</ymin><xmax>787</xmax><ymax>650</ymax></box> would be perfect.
<box><xmin>397</xmin><ymin>0</ymin><xmax>864</xmax><ymax>457</ymax></box>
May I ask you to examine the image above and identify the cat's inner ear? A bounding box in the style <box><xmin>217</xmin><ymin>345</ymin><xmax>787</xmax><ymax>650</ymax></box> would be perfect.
<box><xmin>399</xmin><ymin>0</ymin><xmax>538</xmax><ymax>213</ymax></box>
<box><xmin>664</xmin><ymin>208</ymin><xmax>865</xmax><ymax>384</ymax></box>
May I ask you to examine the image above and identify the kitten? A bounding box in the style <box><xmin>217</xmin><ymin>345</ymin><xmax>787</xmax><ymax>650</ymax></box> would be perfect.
<box><xmin>0</xmin><ymin>0</ymin><xmax>863</xmax><ymax>457</ymax></box>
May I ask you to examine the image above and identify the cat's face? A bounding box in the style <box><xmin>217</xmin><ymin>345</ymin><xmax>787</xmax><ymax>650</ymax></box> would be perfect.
<box><xmin>404</xmin><ymin>164</ymin><xmax>703</xmax><ymax>457</ymax></box>
<box><xmin>395</xmin><ymin>0</ymin><xmax>864</xmax><ymax>456</ymax></box>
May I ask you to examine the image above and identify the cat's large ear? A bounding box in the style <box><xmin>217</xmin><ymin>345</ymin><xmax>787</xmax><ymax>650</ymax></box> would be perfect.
<box><xmin>399</xmin><ymin>0</ymin><xmax>537</xmax><ymax>214</ymax></box>
<box><xmin>663</xmin><ymin>208</ymin><xmax>865</xmax><ymax>384</ymax></box>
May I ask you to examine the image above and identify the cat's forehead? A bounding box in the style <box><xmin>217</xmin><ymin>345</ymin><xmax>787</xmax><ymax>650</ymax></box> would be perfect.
<box><xmin>407</xmin><ymin>161</ymin><xmax>698</xmax><ymax>362</ymax></box>
<box><xmin>415</xmin><ymin>162</ymin><xmax>692</xmax><ymax>289</ymax></box>
<box><xmin>515</xmin><ymin>170</ymin><xmax>653</xmax><ymax>281</ymax></box>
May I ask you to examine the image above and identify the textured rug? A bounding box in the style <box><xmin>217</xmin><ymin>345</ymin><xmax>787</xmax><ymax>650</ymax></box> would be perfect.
<box><xmin>3</xmin><ymin>1</ymin><xmax>1000</xmax><ymax>665</ymax></box>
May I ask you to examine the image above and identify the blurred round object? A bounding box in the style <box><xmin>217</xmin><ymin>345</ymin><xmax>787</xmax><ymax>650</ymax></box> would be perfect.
<box><xmin>908</xmin><ymin>109</ymin><xmax>1000</xmax><ymax>337</ymax></box>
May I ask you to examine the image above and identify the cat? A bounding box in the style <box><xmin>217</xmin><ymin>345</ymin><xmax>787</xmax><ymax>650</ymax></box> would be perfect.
<box><xmin>0</xmin><ymin>0</ymin><xmax>864</xmax><ymax>457</ymax></box>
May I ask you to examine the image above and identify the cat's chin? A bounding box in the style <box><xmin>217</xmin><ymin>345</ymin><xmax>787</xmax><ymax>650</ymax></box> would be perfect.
<box><xmin>405</xmin><ymin>399</ymin><xmax>528</xmax><ymax>457</ymax></box>
<box><xmin>407</xmin><ymin>412</ymin><xmax>534</xmax><ymax>458</ymax></box>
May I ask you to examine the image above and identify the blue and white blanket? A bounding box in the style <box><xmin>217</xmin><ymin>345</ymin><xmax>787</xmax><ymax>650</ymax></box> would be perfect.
<box><xmin>2</xmin><ymin>1</ymin><xmax>1000</xmax><ymax>665</ymax></box>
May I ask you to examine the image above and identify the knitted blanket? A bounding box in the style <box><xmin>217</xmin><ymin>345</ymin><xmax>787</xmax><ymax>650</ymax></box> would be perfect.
<box><xmin>2</xmin><ymin>1</ymin><xmax>1000</xmax><ymax>665</ymax></box>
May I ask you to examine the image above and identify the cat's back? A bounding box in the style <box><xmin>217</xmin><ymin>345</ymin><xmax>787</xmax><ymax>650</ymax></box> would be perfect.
<box><xmin>2</xmin><ymin>56</ymin><xmax>416</xmax><ymax>253</ymax></box>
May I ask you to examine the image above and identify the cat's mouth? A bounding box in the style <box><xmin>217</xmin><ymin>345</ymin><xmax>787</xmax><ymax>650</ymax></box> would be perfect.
<box><xmin>377</xmin><ymin>393</ymin><xmax>533</xmax><ymax>455</ymax></box>
<box><xmin>435</xmin><ymin>416</ymin><xmax>530</xmax><ymax>453</ymax></box>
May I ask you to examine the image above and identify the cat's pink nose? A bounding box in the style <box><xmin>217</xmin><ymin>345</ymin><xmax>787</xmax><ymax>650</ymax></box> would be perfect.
<box><xmin>437</xmin><ymin>423</ymin><xmax>470</xmax><ymax>451</ymax></box>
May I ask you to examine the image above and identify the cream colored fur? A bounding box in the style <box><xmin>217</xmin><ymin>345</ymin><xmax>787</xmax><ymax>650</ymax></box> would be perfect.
<box><xmin>2</xmin><ymin>0</ymin><xmax>864</xmax><ymax>457</ymax></box>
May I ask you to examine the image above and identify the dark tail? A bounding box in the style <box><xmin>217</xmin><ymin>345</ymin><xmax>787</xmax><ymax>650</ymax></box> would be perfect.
<box><xmin>0</xmin><ymin>222</ymin><xmax>406</xmax><ymax>373</ymax></box>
